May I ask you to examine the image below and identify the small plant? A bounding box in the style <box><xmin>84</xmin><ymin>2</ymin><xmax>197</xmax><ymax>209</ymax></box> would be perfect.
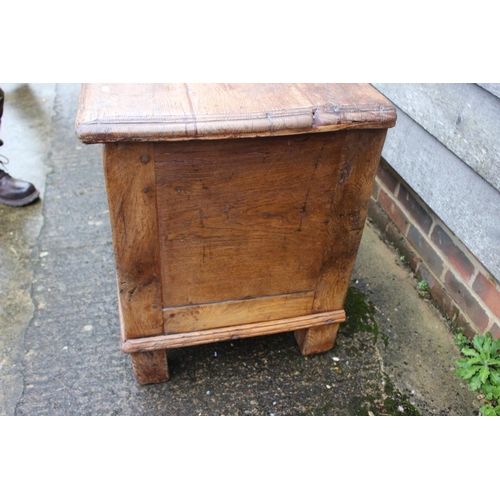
<box><xmin>416</xmin><ymin>280</ymin><xmax>431</xmax><ymax>300</ymax></box>
<box><xmin>455</xmin><ymin>332</ymin><xmax>500</xmax><ymax>415</ymax></box>
<box><xmin>480</xmin><ymin>385</ymin><xmax>500</xmax><ymax>416</ymax></box>
<box><xmin>455</xmin><ymin>331</ymin><xmax>471</xmax><ymax>350</ymax></box>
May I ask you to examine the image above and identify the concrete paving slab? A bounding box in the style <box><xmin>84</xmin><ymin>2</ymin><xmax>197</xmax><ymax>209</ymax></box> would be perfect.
<box><xmin>0</xmin><ymin>84</ymin><xmax>480</xmax><ymax>416</ymax></box>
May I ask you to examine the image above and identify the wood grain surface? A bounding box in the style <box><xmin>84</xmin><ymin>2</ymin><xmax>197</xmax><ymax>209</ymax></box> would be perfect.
<box><xmin>296</xmin><ymin>129</ymin><xmax>388</xmax><ymax>354</ymax></box>
<box><xmin>130</xmin><ymin>351</ymin><xmax>170</xmax><ymax>384</ymax></box>
<box><xmin>103</xmin><ymin>143</ymin><xmax>164</xmax><ymax>339</ymax></box>
<box><xmin>154</xmin><ymin>132</ymin><xmax>347</xmax><ymax>309</ymax></box>
<box><xmin>75</xmin><ymin>84</ymin><xmax>396</xmax><ymax>143</ymax></box>
<box><xmin>163</xmin><ymin>292</ymin><xmax>315</xmax><ymax>333</ymax></box>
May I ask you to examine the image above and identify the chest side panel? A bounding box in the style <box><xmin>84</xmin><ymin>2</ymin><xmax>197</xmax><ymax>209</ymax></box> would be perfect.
<box><xmin>154</xmin><ymin>132</ymin><xmax>347</xmax><ymax>309</ymax></box>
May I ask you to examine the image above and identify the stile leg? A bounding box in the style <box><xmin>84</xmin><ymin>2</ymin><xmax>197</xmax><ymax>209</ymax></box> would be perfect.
<box><xmin>130</xmin><ymin>350</ymin><xmax>170</xmax><ymax>385</ymax></box>
<box><xmin>294</xmin><ymin>323</ymin><xmax>340</xmax><ymax>356</ymax></box>
<box><xmin>294</xmin><ymin>130</ymin><xmax>388</xmax><ymax>358</ymax></box>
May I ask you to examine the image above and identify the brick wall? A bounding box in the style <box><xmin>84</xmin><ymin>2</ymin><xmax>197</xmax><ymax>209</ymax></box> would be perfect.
<box><xmin>369</xmin><ymin>159</ymin><xmax>500</xmax><ymax>340</ymax></box>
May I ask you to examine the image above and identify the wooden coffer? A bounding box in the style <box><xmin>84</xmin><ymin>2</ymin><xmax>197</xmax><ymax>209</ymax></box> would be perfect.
<box><xmin>75</xmin><ymin>84</ymin><xmax>396</xmax><ymax>384</ymax></box>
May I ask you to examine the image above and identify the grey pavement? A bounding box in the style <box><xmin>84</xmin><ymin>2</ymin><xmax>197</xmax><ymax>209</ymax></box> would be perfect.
<box><xmin>0</xmin><ymin>83</ymin><xmax>480</xmax><ymax>416</ymax></box>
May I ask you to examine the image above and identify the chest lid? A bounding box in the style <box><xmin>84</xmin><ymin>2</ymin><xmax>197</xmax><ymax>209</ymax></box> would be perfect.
<box><xmin>75</xmin><ymin>83</ymin><xmax>396</xmax><ymax>144</ymax></box>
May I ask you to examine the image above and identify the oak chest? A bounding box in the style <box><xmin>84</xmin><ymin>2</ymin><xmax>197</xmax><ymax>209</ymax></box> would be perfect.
<box><xmin>75</xmin><ymin>83</ymin><xmax>396</xmax><ymax>384</ymax></box>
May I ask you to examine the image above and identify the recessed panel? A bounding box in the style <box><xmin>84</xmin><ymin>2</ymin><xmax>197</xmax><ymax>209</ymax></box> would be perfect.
<box><xmin>154</xmin><ymin>132</ymin><xmax>346</xmax><ymax>308</ymax></box>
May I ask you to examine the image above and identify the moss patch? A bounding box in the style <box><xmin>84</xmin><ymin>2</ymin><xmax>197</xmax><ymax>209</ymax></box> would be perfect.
<box><xmin>381</xmin><ymin>376</ymin><xmax>420</xmax><ymax>415</ymax></box>
<box><xmin>340</xmin><ymin>286</ymin><xmax>388</xmax><ymax>347</ymax></box>
<box><xmin>350</xmin><ymin>377</ymin><xmax>420</xmax><ymax>416</ymax></box>
<box><xmin>297</xmin><ymin>286</ymin><xmax>421</xmax><ymax>416</ymax></box>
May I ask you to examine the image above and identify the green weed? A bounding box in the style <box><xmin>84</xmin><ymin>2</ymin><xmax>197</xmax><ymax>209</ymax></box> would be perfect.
<box><xmin>455</xmin><ymin>332</ymin><xmax>500</xmax><ymax>416</ymax></box>
<box><xmin>417</xmin><ymin>280</ymin><xmax>430</xmax><ymax>292</ymax></box>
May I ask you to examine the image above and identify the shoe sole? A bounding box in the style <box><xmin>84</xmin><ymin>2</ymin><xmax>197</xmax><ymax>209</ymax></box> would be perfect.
<box><xmin>0</xmin><ymin>189</ymin><xmax>40</xmax><ymax>207</ymax></box>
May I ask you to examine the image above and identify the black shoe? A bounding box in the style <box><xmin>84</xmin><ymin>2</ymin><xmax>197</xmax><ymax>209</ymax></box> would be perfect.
<box><xmin>0</xmin><ymin>156</ymin><xmax>40</xmax><ymax>207</ymax></box>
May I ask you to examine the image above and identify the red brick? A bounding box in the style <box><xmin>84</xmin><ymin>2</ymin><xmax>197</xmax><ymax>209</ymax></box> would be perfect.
<box><xmin>378</xmin><ymin>189</ymin><xmax>409</xmax><ymax>236</ymax></box>
<box><xmin>418</xmin><ymin>262</ymin><xmax>440</xmax><ymax>296</ymax></box>
<box><xmin>431</xmin><ymin>225</ymin><xmax>474</xmax><ymax>281</ymax></box>
<box><xmin>444</xmin><ymin>270</ymin><xmax>490</xmax><ymax>331</ymax></box>
<box><xmin>368</xmin><ymin>199</ymin><xmax>419</xmax><ymax>271</ymax></box>
<box><xmin>371</xmin><ymin>180</ymin><xmax>380</xmax><ymax>202</ymax></box>
<box><xmin>472</xmin><ymin>273</ymin><xmax>500</xmax><ymax>319</ymax></box>
<box><xmin>368</xmin><ymin>199</ymin><xmax>390</xmax><ymax>232</ymax></box>
<box><xmin>418</xmin><ymin>262</ymin><xmax>455</xmax><ymax>319</ymax></box>
<box><xmin>385</xmin><ymin>224</ymin><xmax>419</xmax><ymax>270</ymax></box>
<box><xmin>422</xmin><ymin>276</ymin><xmax>479</xmax><ymax>340</ymax></box>
<box><xmin>454</xmin><ymin>312</ymin><xmax>480</xmax><ymax>339</ymax></box>
<box><xmin>407</xmin><ymin>225</ymin><xmax>444</xmax><ymax>278</ymax></box>
<box><xmin>376</xmin><ymin>160</ymin><xmax>398</xmax><ymax>194</ymax></box>
<box><xmin>397</xmin><ymin>184</ymin><xmax>433</xmax><ymax>234</ymax></box>
<box><xmin>490</xmin><ymin>322</ymin><xmax>500</xmax><ymax>340</ymax></box>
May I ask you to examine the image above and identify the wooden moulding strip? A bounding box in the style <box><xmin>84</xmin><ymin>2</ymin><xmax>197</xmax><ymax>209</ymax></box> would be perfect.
<box><xmin>121</xmin><ymin>310</ymin><xmax>346</xmax><ymax>353</ymax></box>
